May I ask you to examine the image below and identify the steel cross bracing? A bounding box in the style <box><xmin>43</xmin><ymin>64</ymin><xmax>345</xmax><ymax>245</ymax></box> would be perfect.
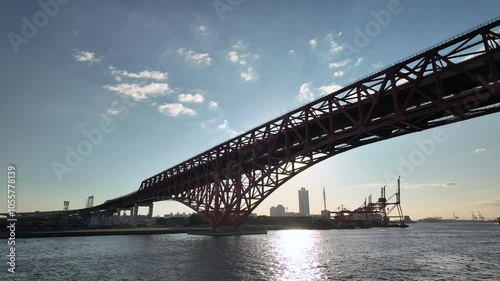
<box><xmin>103</xmin><ymin>19</ymin><xmax>500</xmax><ymax>229</ymax></box>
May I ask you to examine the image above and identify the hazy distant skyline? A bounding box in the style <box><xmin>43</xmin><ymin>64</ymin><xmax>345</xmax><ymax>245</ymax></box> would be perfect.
<box><xmin>1</xmin><ymin>0</ymin><xmax>499</xmax><ymax>220</ymax></box>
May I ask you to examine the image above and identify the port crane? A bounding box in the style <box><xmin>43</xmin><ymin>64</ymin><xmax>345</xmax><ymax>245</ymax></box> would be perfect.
<box><xmin>453</xmin><ymin>212</ymin><xmax>459</xmax><ymax>220</ymax></box>
<box><xmin>471</xmin><ymin>211</ymin><xmax>478</xmax><ymax>220</ymax></box>
<box><xmin>323</xmin><ymin>187</ymin><xmax>327</xmax><ymax>211</ymax></box>
<box><xmin>330</xmin><ymin>177</ymin><xmax>407</xmax><ymax>228</ymax></box>
<box><xmin>477</xmin><ymin>211</ymin><xmax>484</xmax><ymax>221</ymax></box>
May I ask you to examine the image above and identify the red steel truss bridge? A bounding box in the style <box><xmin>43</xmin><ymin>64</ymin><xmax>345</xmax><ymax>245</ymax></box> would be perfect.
<box><xmin>98</xmin><ymin>18</ymin><xmax>500</xmax><ymax>230</ymax></box>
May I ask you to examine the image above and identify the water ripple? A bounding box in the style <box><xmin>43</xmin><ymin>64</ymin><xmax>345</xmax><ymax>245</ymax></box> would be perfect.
<box><xmin>1</xmin><ymin>223</ymin><xmax>499</xmax><ymax>281</ymax></box>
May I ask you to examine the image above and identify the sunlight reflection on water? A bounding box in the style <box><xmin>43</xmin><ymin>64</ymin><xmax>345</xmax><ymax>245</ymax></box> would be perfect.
<box><xmin>2</xmin><ymin>223</ymin><xmax>499</xmax><ymax>280</ymax></box>
<box><xmin>275</xmin><ymin>230</ymin><xmax>320</xmax><ymax>280</ymax></box>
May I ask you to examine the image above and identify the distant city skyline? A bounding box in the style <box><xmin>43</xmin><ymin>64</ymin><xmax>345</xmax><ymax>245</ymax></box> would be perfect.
<box><xmin>1</xmin><ymin>1</ymin><xmax>500</xmax><ymax>220</ymax></box>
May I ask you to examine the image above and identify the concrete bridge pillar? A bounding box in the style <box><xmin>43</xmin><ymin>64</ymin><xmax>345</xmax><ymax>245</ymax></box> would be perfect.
<box><xmin>132</xmin><ymin>203</ymin><xmax>139</xmax><ymax>227</ymax></box>
<box><xmin>147</xmin><ymin>202</ymin><xmax>154</xmax><ymax>226</ymax></box>
<box><xmin>128</xmin><ymin>208</ymin><xmax>133</xmax><ymax>225</ymax></box>
<box><xmin>115</xmin><ymin>208</ymin><xmax>121</xmax><ymax>225</ymax></box>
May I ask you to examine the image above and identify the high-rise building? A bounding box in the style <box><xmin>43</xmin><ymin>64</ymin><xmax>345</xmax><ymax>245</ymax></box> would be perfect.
<box><xmin>298</xmin><ymin>187</ymin><xmax>310</xmax><ymax>216</ymax></box>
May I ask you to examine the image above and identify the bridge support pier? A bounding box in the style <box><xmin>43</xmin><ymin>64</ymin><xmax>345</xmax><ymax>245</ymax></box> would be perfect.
<box><xmin>147</xmin><ymin>203</ymin><xmax>153</xmax><ymax>226</ymax></box>
<box><xmin>115</xmin><ymin>208</ymin><xmax>121</xmax><ymax>226</ymax></box>
<box><xmin>132</xmin><ymin>203</ymin><xmax>139</xmax><ymax>227</ymax></box>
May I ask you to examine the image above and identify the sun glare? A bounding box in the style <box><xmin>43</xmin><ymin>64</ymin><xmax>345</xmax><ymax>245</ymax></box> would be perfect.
<box><xmin>273</xmin><ymin>230</ymin><xmax>325</xmax><ymax>280</ymax></box>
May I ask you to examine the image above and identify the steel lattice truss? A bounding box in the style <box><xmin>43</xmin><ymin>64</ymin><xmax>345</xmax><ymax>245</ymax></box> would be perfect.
<box><xmin>104</xmin><ymin>19</ymin><xmax>500</xmax><ymax>229</ymax></box>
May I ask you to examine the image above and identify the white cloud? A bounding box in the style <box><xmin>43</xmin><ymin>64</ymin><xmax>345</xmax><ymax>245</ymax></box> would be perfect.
<box><xmin>329</xmin><ymin>59</ymin><xmax>349</xmax><ymax>68</ymax></box>
<box><xmin>338</xmin><ymin>32</ymin><xmax>342</xmax><ymax>36</ymax></box>
<box><xmin>104</xmin><ymin>82</ymin><xmax>170</xmax><ymax>101</ymax></box>
<box><xmin>158</xmin><ymin>103</ymin><xmax>196</xmax><ymax>117</ymax></box>
<box><xmin>197</xmin><ymin>25</ymin><xmax>207</xmax><ymax>33</ymax></box>
<box><xmin>404</xmin><ymin>182</ymin><xmax>460</xmax><ymax>189</ymax></box>
<box><xmin>208</xmin><ymin>101</ymin><xmax>218</xmax><ymax>110</ymax></box>
<box><xmin>232</xmin><ymin>40</ymin><xmax>248</xmax><ymax>50</ymax></box>
<box><xmin>330</xmin><ymin>44</ymin><xmax>342</xmax><ymax>53</ymax></box>
<box><xmin>103</xmin><ymin>100</ymin><xmax>123</xmax><ymax>117</ymax></box>
<box><xmin>178</xmin><ymin>93</ymin><xmax>204</xmax><ymax>103</ymax></box>
<box><xmin>333</xmin><ymin>71</ymin><xmax>344</xmax><ymax>77</ymax></box>
<box><xmin>105</xmin><ymin>100</ymin><xmax>123</xmax><ymax>116</ymax></box>
<box><xmin>106</xmin><ymin>108</ymin><xmax>121</xmax><ymax>116</ymax></box>
<box><xmin>227</xmin><ymin>49</ymin><xmax>257</xmax><ymax>65</ymax></box>
<box><xmin>309</xmin><ymin>38</ymin><xmax>317</xmax><ymax>48</ymax></box>
<box><xmin>218</xmin><ymin>119</ymin><xmax>229</xmax><ymax>130</ymax></box>
<box><xmin>109</xmin><ymin>66</ymin><xmax>168</xmax><ymax>82</ymax></box>
<box><xmin>325</xmin><ymin>57</ymin><xmax>363</xmax><ymax>78</ymax></box>
<box><xmin>217</xmin><ymin>120</ymin><xmax>237</xmax><ymax>137</ymax></box>
<box><xmin>289</xmin><ymin>50</ymin><xmax>295</xmax><ymax>54</ymax></box>
<box><xmin>318</xmin><ymin>82</ymin><xmax>342</xmax><ymax>95</ymax></box>
<box><xmin>228</xmin><ymin>41</ymin><xmax>258</xmax><ymax>81</ymax></box>
<box><xmin>297</xmin><ymin>82</ymin><xmax>314</xmax><ymax>101</ymax></box>
<box><xmin>73</xmin><ymin>49</ymin><xmax>101</xmax><ymax>65</ymax></box>
<box><xmin>177</xmin><ymin>47</ymin><xmax>212</xmax><ymax>66</ymax></box>
<box><xmin>473</xmin><ymin>148</ymin><xmax>486</xmax><ymax>153</ymax></box>
<box><xmin>240</xmin><ymin>67</ymin><xmax>257</xmax><ymax>81</ymax></box>
<box><xmin>228</xmin><ymin>51</ymin><xmax>241</xmax><ymax>64</ymax></box>
<box><xmin>325</xmin><ymin>34</ymin><xmax>343</xmax><ymax>53</ymax></box>
<box><xmin>353</xmin><ymin>181</ymin><xmax>460</xmax><ymax>190</ymax></box>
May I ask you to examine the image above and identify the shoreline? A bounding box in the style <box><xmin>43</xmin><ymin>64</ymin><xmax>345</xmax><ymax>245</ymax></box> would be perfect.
<box><xmin>2</xmin><ymin>227</ymin><xmax>212</xmax><ymax>239</ymax></box>
<box><xmin>5</xmin><ymin>221</ymin><xmax>495</xmax><ymax>239</ymax></box>
<box><xmin>2</xmin><ymin>225</ymin><xmax>304</xmax><ymax>239</ymax></box>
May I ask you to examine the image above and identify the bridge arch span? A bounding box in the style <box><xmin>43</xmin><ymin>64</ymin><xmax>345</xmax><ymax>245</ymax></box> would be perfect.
<box><xmin>106</xmin><ymin>19</ymin><xmax>500</xmax><ymax>230</ymax></box>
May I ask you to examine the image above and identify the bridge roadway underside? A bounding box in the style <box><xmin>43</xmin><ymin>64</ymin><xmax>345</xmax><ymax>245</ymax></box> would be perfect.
<box><xmin>139</xmin><ymin>55</ymin><xmax>500</xmax><ymax>196</ymax></box>
<box><xmin>95</xmin><ymin>21</ymin><xmax>500</xmax><ymax>229</ymax></box>
<box><xmin>204</xmin><ymin>54</ymin><xmax>500</xmax><ymax>174</ymax></box>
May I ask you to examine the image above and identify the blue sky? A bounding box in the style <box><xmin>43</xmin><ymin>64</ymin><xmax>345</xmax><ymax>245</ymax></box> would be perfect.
<box><xmin>1</xmin><ymin>0</ymin><xmax>499</xmax><ymax>219</ymax></box>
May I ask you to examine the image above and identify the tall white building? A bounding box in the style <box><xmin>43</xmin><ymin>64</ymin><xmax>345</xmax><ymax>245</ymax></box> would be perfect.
<box><xmin>298</xmin><ymin>187</ymin><xmax>310</xmax><ymax>216</ymax></box>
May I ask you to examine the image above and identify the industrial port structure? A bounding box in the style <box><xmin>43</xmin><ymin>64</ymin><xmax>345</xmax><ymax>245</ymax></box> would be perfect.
<box><xmin>329</xmin><ymin>178</ymin><xmax>407</xmax><ymax>228</ymax></box>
